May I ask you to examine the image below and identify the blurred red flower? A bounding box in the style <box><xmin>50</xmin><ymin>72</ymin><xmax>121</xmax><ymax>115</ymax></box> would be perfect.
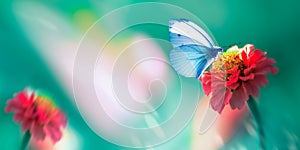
<box><xmin>200</xmin><ymin>44</ymin><xmax>278</xmax><ymax>113</ymax></box>
<box><xmin>5</xmin><ymin>88</ymin><xmax>67</xmax><ymax>143</ymax></box>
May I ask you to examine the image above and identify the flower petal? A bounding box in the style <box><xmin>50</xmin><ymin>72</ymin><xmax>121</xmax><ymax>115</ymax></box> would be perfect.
<box><xmin>31</xmin><ymin>123</ymin><xmax>46</xmax><ymax>141</ymax></box>
<box><xmin>243</xmin><ymin>81</ymin><xmax>259</xmax><ymax>98</ymax></box>
<box><xmin>4</xmin><ymin>89</ymin><xmax>67</xmax><ymax>144</ymax></box>
<box><xmin>200</xmin><ymin>72</ymin><xmax>212</xmax><ymax>95</ymax></box>
<box><xmin>230</xmin><ymin>86</ymin><xmax>248</xmax><ymax>110</ymax></box>
<box><xmin>45</xmin><ymin>124</ymin><xmax>63</xmax><ymax>143</ymax></box>
<box><xmin>211</xmin><ymin>90</ymin><xmax>233</xmax><ymax>113</ymax></box>
<box><xmin>240</xmin><ymin>73</ymin><xmax>255</xmax><ymax>81</ymax></box>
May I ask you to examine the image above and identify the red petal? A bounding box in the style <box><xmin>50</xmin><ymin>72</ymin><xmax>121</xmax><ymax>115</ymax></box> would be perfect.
<box><xmin>45</xmin><ymin>125</ymin><xmax>63</xmax><ymax>143</ymax></box>
<box><xmin>229</xmin><ymin>86</ymin><xmax>248</xmax><ymax>110</ymax></box>
<box><xmin>22</xmin><ymin>119</ymin><xmax>33</xmax><ymax>131</ymax></box>
<box><xmin>227</xmin><ymin>70</ymin><xmax>240</xmax><ymax>86</ymax></box>
<box><xmin>200</xmin><ymin>72</ymin><xmax>213</xmax><ymax>95</ymax></box>
<box><xmin>249</xmin><ymin>50</ymin><xmax>265</xmax><ymax>64</ymax></box>
<box><xmin>228</xmin><ymin>82</ymin><xmax>240</xmax><ymax>90</ymax></box>
<box><xmin>243</xmin><ymin>64</ymin><xmax>255</xmax><ymax>75</ymax></box>
<box><xmin>31</xmin><ymin>124</ymin><xmax>46</xmax><ymax>141</ymax></box>
<box><xmin>243</xmin><ymin>81</ymin><xmax>259</xmax><ymax>98</ymax></box>
<box><xmin>240</xmin><ymin>73</ymin><xmax>255</xmax><ymax>81</ymax></box>
<box><xmin>255</xmin><ymin>58</ymin><xmax>278</xmax><ymax>75</ymax></box>
<box><xmin>241</xmin><ymin>51</ymin><xmax>248</xmax><ymax>65</ymax></box>
<box><xmin>252</xmin><ymin>75</ymin><xmax>269</xmax><ymax>88</ymax></box>
<box><xmin>211</xmin><ymin>90</ymin><xmax>233</xmax><ymax>113</ymax></box>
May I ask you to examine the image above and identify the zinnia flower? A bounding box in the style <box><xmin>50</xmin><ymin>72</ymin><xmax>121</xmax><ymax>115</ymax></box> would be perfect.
<box><xmin>200</xmin><ymin>44</ymin><xmax>278</xmax><ymax>113</ymax></box>
<box><xmin>5</xmin><ymin>88</ymin><xmax>67</xmax><ymax>143</ymax></box>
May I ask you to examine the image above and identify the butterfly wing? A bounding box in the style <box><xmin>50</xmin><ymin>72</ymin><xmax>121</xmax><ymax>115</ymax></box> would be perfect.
<box><xmin>199</xmin><ymin>105</ymin><xmax>219</xmax><ymax>134</ymax></box>
<box><xmin>169</xmin><ymin>19</ymin><xmax>216</xmax><ymax>48</ymax></box>
<box><xmin>169</xmin><ymin>19</ymin><xmax>223</xmax><ymax>132</ymax></box>
<box><xmin>170</xmin><ymin>44</ymin><xmax>218</xmax><ymax>78</ymax></box>
<box><xmin>169</xmin><ymin>19</ymin><xmax>221</xmax><ymax>78</ymax></box>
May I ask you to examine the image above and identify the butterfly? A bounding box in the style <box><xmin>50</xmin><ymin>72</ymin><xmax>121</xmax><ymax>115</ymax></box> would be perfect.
<box><xmin>169</xmin><ymin>19</ymin><xmax>223</xmax><ymax>79</ymax></box>
<box><xmin>169</xmin><ymin>19</ymin><xmax>223</xmax><ymax>133</ymax></box>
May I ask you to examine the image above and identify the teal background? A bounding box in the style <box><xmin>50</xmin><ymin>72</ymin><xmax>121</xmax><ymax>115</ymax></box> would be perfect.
<box><xmin>1</xmin><ymin>0</ymin><xmax>299</xmax><ymax>149</ymax></box>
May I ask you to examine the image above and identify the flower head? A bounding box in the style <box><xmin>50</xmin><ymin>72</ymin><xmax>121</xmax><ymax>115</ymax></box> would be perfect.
<box><xmin>5</xmin><ymin>88</ymin><xmax>67</xmax><ymax>143</ymax></box>
<box><xmin>200</xmin><ymin>44</ymin><xmax>278</xmax><ymax>113</ymax></box>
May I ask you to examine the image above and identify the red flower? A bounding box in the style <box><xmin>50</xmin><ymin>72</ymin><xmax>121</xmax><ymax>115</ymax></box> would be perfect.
<box><xmin>5</xmin><ymin>88</ymin><xmax>67</xmax><ymax>143</ymax></box>
<box><xmin>200</xmin><ymin>45</ymin><xmax>278</xmax><ymax>113</ymax></box>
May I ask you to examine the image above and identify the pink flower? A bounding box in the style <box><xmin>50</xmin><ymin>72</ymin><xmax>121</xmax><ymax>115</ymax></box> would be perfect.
<box><xmin>200</xmin><ymin>45</ymin><xmax>278</xmax><ymax>113</ymax></box>
<box><xmin>5</xmin><ymin>88</ymin><xmax>67</xmax><ymax>143</ymax></box>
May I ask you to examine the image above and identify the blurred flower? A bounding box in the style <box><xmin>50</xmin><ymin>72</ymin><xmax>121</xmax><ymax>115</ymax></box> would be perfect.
<box><xmin>5</xmin><ymin>88</ymin><xmax>67</xmax><ymax>143</ymax></box>
<box><xmin>200</xmin><ymin>44</ymin><xmax>278</xmax><ymax>113</ymax></box>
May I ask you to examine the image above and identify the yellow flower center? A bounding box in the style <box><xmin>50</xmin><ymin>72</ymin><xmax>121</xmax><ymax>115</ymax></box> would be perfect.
<box><xmin>34</xmin><ymin>95</ymin><xmax>56</xmax><ymax>113</ymax></box>
<box><xmin>212</xmin><ymin>50</ymin><xmax>244</xmax><ymax>72</ymax></box>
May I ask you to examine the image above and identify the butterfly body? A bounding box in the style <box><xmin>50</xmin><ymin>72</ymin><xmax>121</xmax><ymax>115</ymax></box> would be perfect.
<box><xmin>169</xmin><ymin>19</ymin><xmax>222</xmax><ymax>79</ymax></box>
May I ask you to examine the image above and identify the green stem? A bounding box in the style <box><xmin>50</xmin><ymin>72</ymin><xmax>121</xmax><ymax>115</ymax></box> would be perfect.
<box><xmin>20</xmin><ymin>130</ymin><xmax>31</xmax><ymax>150</ymax></box>
<box><xmin>247</xmin><ymin>96</ymin><xmax>265</xmax><ymax>150</ymax></box>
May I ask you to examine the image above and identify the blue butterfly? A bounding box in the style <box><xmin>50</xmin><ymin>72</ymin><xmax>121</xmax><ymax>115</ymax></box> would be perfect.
<box><xmin>169</xmin><ymin>19</ymin><xmax>223</xmax><ymax>79</ymax></box>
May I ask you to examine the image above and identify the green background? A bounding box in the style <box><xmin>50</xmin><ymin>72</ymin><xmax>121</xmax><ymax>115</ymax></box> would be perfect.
<box><xmin>1</xmin><ymin>0</ymin><xmax>299</xmax><ymax>149</ymax></box>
